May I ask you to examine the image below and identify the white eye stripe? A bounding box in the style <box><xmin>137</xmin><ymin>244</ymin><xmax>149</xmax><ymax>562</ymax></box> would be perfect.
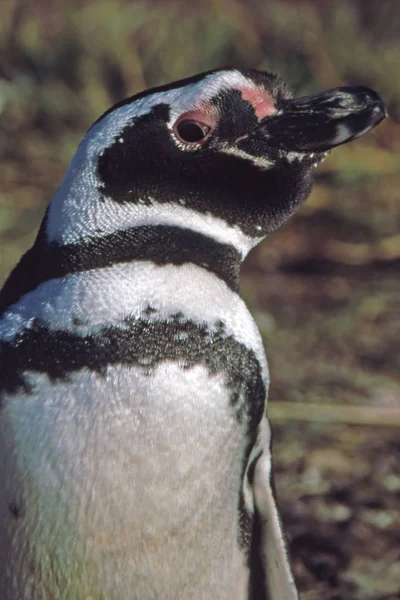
<box><xmin>93</xmin><ymin>70</ymin><xmax>262</xmax><ymax>141</ymax></box>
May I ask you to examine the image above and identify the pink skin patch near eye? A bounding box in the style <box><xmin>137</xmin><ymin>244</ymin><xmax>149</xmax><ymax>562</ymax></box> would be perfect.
<box><xmin>238</xmin><ymin>87</ymin><xmax>276</xmax><ymax>120</ymax></box>
<box><xmin>174</xmin><ymin>85</ymin><xmax>276</xmax><ymax>137</ymax></box>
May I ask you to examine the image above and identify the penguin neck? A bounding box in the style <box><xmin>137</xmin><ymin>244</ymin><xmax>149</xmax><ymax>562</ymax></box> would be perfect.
<box><xmin>51</xmin><ymin>222</ymin><xmax>244</xmax><ymax>294</ymax></box>
<box><xmin>0</xmin><ymin>199</ymin><xmax>256</xmax><ymax>317</ymax></box>
<box><xmin>44</xmin><ymin>189</ymin><xmax>265</xmax><ymax>293</ymax></box>
<box><xmin>41</xmin><ymin>149</ymin><xmax>265</xmax><ymax>295</ymax></box>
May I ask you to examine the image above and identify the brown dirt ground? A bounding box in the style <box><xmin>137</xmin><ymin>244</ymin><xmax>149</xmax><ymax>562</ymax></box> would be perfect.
<box><xmin>242</xmin><ymin>222</ymin><xmax>400</xmax><ymax>599</ymax></box>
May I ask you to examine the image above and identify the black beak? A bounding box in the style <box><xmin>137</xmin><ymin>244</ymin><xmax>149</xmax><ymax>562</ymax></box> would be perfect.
<box><xmin>253</xmin><ymin>86</ymin><xmax>387</xmax><ymax>154</ymax></box>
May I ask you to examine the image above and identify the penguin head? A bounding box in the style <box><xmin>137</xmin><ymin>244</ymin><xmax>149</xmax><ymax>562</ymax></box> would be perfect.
<box><xmin>47</xmin><ymin>68</ymin><xmax>386</xmax><ymax>251</ymax></box>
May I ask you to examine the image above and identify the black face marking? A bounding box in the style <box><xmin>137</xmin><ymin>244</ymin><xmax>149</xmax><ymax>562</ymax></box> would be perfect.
<box><xmin>210</xmin><ymin>88</ymin><xmax>259</xmax><ymax>141</ymax></box>
<box><xmin>92</xmin><ymin>69</ymin><xmax>309</xmax><ymax>241</ymax></box>
<box><xmin>94</xmin><ymin>72</ymin><xmax>386</xmax><ymax>244</ymax></box>
<box><xmin>0</xmin><ymin>224</ymin><xmax>241</xmax><ymax>317</ymax></box>
<box><xmin>97</xmin><ymin>104</ymin><xmax>314</xmax><ymax>238</ymax></box>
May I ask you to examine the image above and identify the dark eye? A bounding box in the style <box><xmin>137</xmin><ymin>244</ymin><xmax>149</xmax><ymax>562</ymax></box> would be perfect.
<box><xmin>175</xmin><ymin>120</ymin><xmax>211</xmax><ymax>144</ymax></box>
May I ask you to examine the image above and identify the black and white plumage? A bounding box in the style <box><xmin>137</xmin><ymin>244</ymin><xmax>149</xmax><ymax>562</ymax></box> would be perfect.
<box><xmin>0</xmin><ymin>69</ymin><xmax>386</xmax><ymax>599</ymax></box>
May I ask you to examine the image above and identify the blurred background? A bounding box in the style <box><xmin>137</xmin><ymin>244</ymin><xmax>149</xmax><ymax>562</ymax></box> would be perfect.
<box><xmin>0</xmin><ymin>0</ymin><xmax>399</xmax><ymax>597</ymax></box>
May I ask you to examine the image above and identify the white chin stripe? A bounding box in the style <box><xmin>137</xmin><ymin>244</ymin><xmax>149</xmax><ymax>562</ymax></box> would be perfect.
<box><xmin>48</xmin><ymin>199</ymin><xmax>259</xmax><ymax>258</ymax></box>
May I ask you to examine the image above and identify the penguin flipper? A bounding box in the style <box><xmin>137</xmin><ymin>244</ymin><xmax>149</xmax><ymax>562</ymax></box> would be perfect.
<box><xmin>251</xmin><ymin>417</ymin><xmax>299</xmax><ymax>600</ymax></box>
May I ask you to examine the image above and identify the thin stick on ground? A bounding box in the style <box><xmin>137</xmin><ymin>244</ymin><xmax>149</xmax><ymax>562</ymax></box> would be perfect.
<box><xmin>268</xmin><ymin>402</ymin><xmax>400</xmax><ymax>427</ymax></box>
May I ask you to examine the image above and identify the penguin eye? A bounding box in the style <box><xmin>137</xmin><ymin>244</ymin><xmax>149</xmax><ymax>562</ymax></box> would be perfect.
<box><xmin>174</xmin><ymin>120</ymin><xmax>211</xmax><ymax>144</ymax></box>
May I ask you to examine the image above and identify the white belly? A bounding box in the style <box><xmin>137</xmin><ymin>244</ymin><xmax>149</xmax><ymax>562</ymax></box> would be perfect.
<box><xmin>0</xmin><ymin>362</ymin><xmax>251</xmax><ymax>599</ymax></box>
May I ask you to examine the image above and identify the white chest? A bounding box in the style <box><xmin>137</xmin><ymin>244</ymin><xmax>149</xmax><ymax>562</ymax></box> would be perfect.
<box><xmin>0</xmin><ymin>260</ymin><xmax>268</xmax><ymax>599</ymax></box>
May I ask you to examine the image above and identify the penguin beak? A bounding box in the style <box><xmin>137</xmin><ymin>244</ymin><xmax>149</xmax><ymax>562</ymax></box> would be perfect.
<box><xmin>246</xmin><ymin>86</ymin><xmax>387</xmax><ymax>158</ymax></box>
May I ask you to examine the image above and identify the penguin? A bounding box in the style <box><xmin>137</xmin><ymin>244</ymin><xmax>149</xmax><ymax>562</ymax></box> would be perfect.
<box><xmin>0</xmin><ymin>68</ymin><xmax>386</xmax><ymax>600</ymax></box>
